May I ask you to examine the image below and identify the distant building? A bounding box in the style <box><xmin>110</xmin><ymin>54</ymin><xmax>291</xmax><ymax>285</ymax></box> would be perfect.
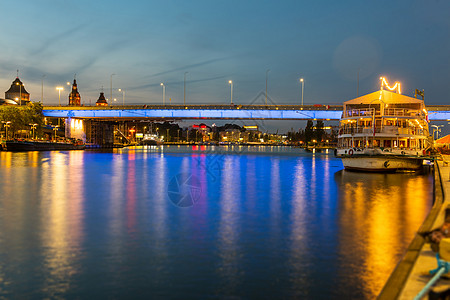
<box><xmin>5</xmin><ymin>77</ymin><xmax>30</xmax><ymax>105</ymax></box>
<box><xmin>96</xmin><ymin>92</ymin><xmax>108</xmax><ymax>106</ymax></box>
<box><xmin>68</xmin><ymin>79</ymin><xmax>81</xmax><ymax>106</ymax></box>
<box><xmin>220</xmin><ymin>129</ymin><xmax>242</xmax><ymax>142</ymax></box>
<box><xmin>190</xmin><ymin>123</ymin><xmax>212</xmax><ymax>141</ymax></box>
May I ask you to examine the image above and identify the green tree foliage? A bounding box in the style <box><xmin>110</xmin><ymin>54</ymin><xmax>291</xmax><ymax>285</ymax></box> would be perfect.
<box><xmin>0</xmin><ymin>102</ymin><xmax>44</xmax><ymax>138</ymax></box>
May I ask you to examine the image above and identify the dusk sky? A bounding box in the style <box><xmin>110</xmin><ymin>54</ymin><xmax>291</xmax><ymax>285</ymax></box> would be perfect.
<box><xmin>0</xmin><ymin>0</ymin><xmax>449</xmax><ymax>107</ymax></box>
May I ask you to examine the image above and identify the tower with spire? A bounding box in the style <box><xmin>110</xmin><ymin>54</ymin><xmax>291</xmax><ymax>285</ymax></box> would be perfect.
<box><xmin>68</xmin><ymin>79</ymin><xmax>81</xmax><ymax>106</ymax></box>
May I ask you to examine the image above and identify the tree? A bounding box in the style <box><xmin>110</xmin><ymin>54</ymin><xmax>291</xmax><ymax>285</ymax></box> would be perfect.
<box><xmin>304</xmin><ymin>120</ymin><xmax>314</xmax><ymax>143</ymax></box>
<box><xmin>0</xmin><ymin>102</ymin><xmax>44</xmax><ymax>138</ymax></box>
<box><xmin>315</xmin><ymin>120</ymin><xmax>325</xmax><ymax>142</ymax></box>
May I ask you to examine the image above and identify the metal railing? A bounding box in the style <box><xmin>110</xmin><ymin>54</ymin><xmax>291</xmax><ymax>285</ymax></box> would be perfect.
<box><xmin>343</xmin><ymin>108</ymin><xmax>423</xmax><ymax>118</ymax></box>
<box><xmin>339</xmin><ymin>126</ymin><xmax>426</xmax><ymax>135</ymax></box>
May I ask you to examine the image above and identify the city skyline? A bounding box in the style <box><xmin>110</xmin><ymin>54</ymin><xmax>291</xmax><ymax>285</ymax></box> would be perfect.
<box><xmin>0</xmin><ymin>1</ymin><xmax>449</xmax><ymax>106</ymax></box>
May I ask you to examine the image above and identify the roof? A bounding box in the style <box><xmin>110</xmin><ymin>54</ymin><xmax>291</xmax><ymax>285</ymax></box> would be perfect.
<box><xmin>96</xmin><ymin>92</ymin><xmax>107</xmax><ymax>104</ymax></box>
<box><xmin>5</xmin><ymin>77</ymin><xmax>29</xmax><ymax>95</ymax></box>
<box><xmin>436</xmin><ymin>134</ymin><xmax>450</xmax><ymax>144</ymax></box>
<box><xmin>344</xmin><ymin>90</ymin><xmax>423</xmax><ymax>105</ymax></box>
<box><xmin>0</xmin><ymin>98</ymin><xmax>18</xmax><ymax>105</ymax></box>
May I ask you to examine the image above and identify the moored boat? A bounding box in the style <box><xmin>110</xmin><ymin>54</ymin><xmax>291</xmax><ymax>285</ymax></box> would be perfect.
<box><xmin>335</xmin><ymin>78</ymin><xmax>433</xmax><ymax>172</ymax></box>
<box><xmin>5</xmin><ymin>140</ymin><xmax>85</xmax><ymax>151</ymax></box>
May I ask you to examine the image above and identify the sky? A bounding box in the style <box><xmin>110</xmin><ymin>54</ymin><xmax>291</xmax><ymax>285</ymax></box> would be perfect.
<box><xmin>0</xmin><ymin>0</ymin><xmax>449</xmax><ymax>111</ymax></box>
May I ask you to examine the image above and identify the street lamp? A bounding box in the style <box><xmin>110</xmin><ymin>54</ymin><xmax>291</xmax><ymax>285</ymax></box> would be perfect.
<box><xmin>265</xmin><ymin>69</ymin><xmax>270</xmax><ymax>105</ymax></box>
<box><xmin>228</xmin><ymin>80</ymin><xmax>233</xmax><ymax>105</ymax></box>
<box><xmin>431</xmin><ymin>125</ymin><xmax>444</xmax><ymax>140</ymax></box>
<box><xmin>184</xmin><ymin>72</ymin><xmax>188</xmax><ymax>105</ymax></box>
<box><xmin>160</xmin><ymin>83</ymin><xmax>166</xmax><ymax>105</ymax></box>
<box><xmin>300</xmin><ymin>78</ymin><xmax>304</xmax><ymax>106</ymax></box>
<box><xmin>56</xmin><ymin>87</ymin><xmax>64</xmax><ymax>106</ymax></box>
<box><xmin>53</xmin><ymin>125</ymin><xmax>59</xmax><ymax>141</ymax></box>
<box><xmin>4</xmin><ymin>121</ymin><xmax>11</xmax><ymax>140</ymax></box>
<box><xmin>110</xmin><ymin>73</ymin><xmax>116</xmax><ymax>104</ymax></box>
<box><xmin>29</xmin><ymin>123</ymin><xmax>37</xmax><ymax>139</ymax></box>
<box><xmin>16</xmin><ymin>81</ymin><xmax>22</xmax><ymax>105</ymax></box>
<box><xmin>41</xmin><ymin>75</ymin><xmax>46</xmax><ymax>104</ymax></box>
<box><xmin>118</xmin><ymin>88</ymin><xmax>125</xmax><ymax>106</ymax></box>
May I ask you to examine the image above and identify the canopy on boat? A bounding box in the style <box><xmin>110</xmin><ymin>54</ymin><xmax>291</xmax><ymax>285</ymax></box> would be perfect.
<box><xmin>343</xmin><ymin>90</ymin><xmax>423</xmax><ymax>106</ymax></box>
<box><xmin>436</xmin><ymin>134</ymin><xmax>450</xmax><ymax>145</ymax></box>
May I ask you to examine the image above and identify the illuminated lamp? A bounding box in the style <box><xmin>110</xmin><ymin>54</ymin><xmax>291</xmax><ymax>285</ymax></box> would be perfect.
<box><xmin>380</xmin><ymin>76</ymin><xmax>401</xmax><ymax>94</ymax></box>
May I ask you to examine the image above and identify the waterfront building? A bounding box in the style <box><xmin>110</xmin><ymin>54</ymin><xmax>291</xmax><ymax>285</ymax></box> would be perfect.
<box><xmin>68</xmin><ymin>79</ymin><xmax>81</xmax><ymax>106</ymax></box>
<box><xmin>220</xmin><ymin>129</ymin><xmax>242</xmax><ymax>143</ymax></box>
<box><xmin>191</xmin><ymin>123</ymin><xmax>212</xmax><ymax>141</ymax></box>
<box><xmin>5</xmin><ymin>77</ymin><xmax>30</xmax><ymax>105</ymax></box>
<box><xmin>96</xmin><ymin>92</ymin><xmax>108</xmax><ymax>106</ymax></box>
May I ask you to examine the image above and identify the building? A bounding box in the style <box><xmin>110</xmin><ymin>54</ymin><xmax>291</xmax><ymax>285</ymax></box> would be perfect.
<box><xmin>5</xmin><ymin>77</ymin><xmax>30</xmax><ymax>105</ymax></box>
<box><xmin>96</xmin><ymin>92</ymin><xmax>108</xmax><ymax>106</ymax></box>
<box><xmin>220</xmin><ymin>129</ymin><xmax>242</xmax><ymax>143</ymax></box>
<box><xmin>68</xmin><ymin>79</ymin><xmax>81</xmax><ymax>106</ymax></box>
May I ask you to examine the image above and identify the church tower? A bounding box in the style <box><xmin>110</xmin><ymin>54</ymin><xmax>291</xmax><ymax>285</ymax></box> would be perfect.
<box><xmin>68</xmin><ymin>79</ymin><xmax>81</xmax><ymax>106</ymax></box>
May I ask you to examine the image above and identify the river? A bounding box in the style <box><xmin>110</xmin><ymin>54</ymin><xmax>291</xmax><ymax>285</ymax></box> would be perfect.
<box><xmin>0</xmin><ymin>146</ymin><xmax>433</xmax><ymax>299</ymax></box>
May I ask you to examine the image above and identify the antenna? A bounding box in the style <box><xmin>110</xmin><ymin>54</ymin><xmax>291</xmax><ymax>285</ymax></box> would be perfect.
<box><xmin>16</xmin><ymin>69</ymin><xmax>19</xmax><ymax>78</ymax></box>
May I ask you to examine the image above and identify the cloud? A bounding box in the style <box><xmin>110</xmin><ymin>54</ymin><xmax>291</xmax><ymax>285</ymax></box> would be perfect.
<box><xmin>126</xmin><ymin>75</ymin><xmax>228</xmax><ymax>91</ymax></box>
<box><xmin>145</xmin><ymin>57</ymin><xmax>230</xmax><ymax>79</ymax></box>
<box><xmin>30</xmin><ymin>24</ymin><xmax>88</xmax><ymax>57</ymax></box>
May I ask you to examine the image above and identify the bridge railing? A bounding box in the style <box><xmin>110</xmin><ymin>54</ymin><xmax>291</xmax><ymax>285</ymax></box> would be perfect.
<box><xmin>43</xmin><ymin>104</ymin><xmax>343</xmax><ymax>111</ymax></box>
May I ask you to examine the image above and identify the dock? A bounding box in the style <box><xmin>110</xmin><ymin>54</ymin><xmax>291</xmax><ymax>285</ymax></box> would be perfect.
<box><xmin>379</xmin><ymin>157</ymin><xmax>450</xmax><ymax>299</ymax></box>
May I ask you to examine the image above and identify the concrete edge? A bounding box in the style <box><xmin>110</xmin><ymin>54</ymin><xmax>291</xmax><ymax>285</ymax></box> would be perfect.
<box><xmin>377</xmin><ymin>163</ymin><xmax>445</xmax><ymax>299</ymax></box>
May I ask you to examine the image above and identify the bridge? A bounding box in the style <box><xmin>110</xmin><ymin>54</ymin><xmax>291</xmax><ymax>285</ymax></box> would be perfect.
<box><xmin>43</xmin><ymin>104</ymin><xmax>450</xmax><ymax>121</ymax></box>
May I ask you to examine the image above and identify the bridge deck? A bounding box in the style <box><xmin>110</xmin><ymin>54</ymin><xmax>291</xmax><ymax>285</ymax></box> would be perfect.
<box><xmin>41</xmin><ymin>105</ymin><xmax>450</xmax><ymax>121</ymax></box>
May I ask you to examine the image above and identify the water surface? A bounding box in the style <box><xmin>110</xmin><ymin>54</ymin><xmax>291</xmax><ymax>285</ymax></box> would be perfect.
<box><xmin>0</xmin><ymin>146</ymin><xmax>433</xmax><ymax>299</ymax></box>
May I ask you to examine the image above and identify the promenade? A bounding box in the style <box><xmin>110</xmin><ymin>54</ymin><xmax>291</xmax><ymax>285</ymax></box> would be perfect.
<box><xmin>380</xmin><ymin>158</ymin><xmax>450</xmax><ymax>299</ymax></box>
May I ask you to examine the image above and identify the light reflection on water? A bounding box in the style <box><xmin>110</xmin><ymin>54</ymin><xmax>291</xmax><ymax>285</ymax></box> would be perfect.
<box><xmin>0</xmin><ymin>146</ymin><xmax>433</xmax><ymax>299</ymax></box>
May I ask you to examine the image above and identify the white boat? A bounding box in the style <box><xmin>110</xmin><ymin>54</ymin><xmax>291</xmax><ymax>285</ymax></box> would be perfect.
<box><xmin>335</xmin><ymin>79</ymin><xmax>433</xmax><ymax>172</ymax></box>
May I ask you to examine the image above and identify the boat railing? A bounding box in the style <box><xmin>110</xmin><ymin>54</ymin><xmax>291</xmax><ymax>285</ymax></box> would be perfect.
<box><xmin>339</xmin><ymin>126</ymin><xmax>425</xmax><ymax>135</ymax></box>
<box><xmin>343</xmin><ymin>108</ymin><xmax>423</xmax><ymax>118</ymax></box>
<box><xmin>343</xmin><ymin>109</ymin><xmax>376</xmax><ymax>118</ymax></box>
<box><xmin>384</xmin><ymin>108</ymin><xmax>422</xmax><ymax>117</ymax></box>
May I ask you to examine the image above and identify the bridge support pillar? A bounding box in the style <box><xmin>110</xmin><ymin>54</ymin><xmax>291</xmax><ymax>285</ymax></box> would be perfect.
<box><xmin>65</xmin><ymin>118</ymin><xmax>86</xmax><ymax>142</ymax></box>
<box><xmin>84</xmin><ymin>120</ymin><xmax>115</xmax><ymax>147</ymax></box>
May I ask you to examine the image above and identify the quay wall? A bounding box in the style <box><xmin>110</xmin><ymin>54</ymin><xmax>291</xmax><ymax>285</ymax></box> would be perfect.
<box><xmin>378</xmin><ymin>163</ymin><xmax>445</xmax><ymax>299</ymax></box>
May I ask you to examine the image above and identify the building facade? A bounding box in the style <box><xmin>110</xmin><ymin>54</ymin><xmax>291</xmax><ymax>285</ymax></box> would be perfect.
<box><xmin>68</xmin><ymin>79</ymin><xmax>81</xmax><ymax>106</ymax></box>
<box><xmin>5</xmin><ymin>77</ymin><xmax>30</xmax><ymax>105</ymax></box>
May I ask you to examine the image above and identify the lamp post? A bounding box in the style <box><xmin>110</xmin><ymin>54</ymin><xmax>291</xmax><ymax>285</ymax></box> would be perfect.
<box><xmin>41</xmin><ymin>75</ymin><xmax>46</xmax><ymax>104</ymax></box>
<box><xmin>265</xmin><ymin>69</ymin><xmax>270</xmax><ymax>105</ymax></box>
<box><xmin>228</xmin><ymin>80</ymin><xmax>233</xmax><ymax>105</ymax></box>
<box><xmin>53</xmin><ymin>125</ymin><xmax>59</xmax><ymax>141</ymax></box>
<box><xmin>431</xmin><ymin>125</ymin><xmax>444</xmax><ymax>140</ymax></box>
<box><xmin>118</xmin><ymin>88</ymin><xmax>125</xmax><ymax>106</ymax></box>
<box><xmin>184</xmin><ymin>72</ymin><xmax>188</xmax><ymax>105</ymax></box>
<box><xmin>56</xmin><ymin>87</ymin><xmax>64</xmax><ymax>106</ymax></box>
<box><xmin>110</xmin><ymin>73</ymin><xmax>115</xmax><ymax>103</ymax></box>
<box><xmin>29</xmin><ymin>123</ymin><xmax>37</xmax><ymax>139</ymax></box>
<box><xmin>300</xmin><ymin>78</ymin><xmax>304</xmax><ymax>106</ymax></box>
<box><xmin>160</xmin><ymin>83</ymin><xmax>166</xmax><ymax>105</ymax></box>
<box><xmin>4</xmin><ymin>121</ymin><xmax>11</xmax><ymax>140</ymax></box>
<box><xmin>16</xmin><ymin>81</ymin><xmax>22</xmax><ymax>105</ymax></box>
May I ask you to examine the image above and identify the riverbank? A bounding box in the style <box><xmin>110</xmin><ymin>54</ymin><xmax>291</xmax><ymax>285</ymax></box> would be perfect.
<box><xmin>379</xmin><ymin>158</ymin><xmax>449</xmax><ymax>299</ymax></box>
